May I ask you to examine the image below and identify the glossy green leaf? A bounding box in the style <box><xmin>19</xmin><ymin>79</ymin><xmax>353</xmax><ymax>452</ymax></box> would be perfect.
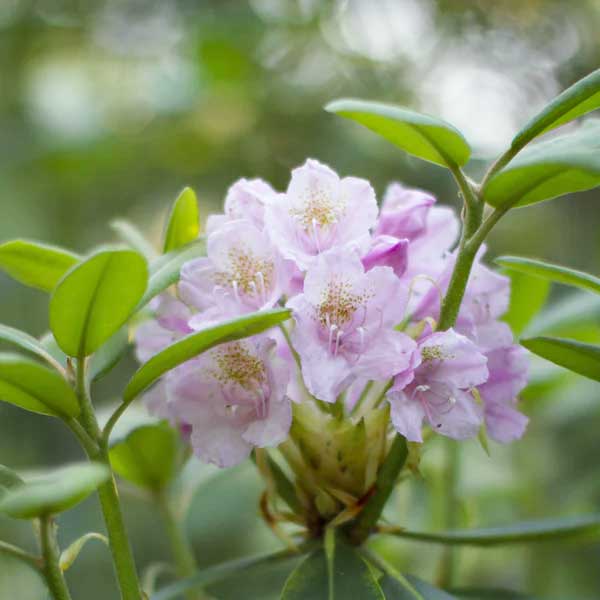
<box><xmin>138</xmin><ymin>240</ymin><xmax>205</xmax><ymax>310</ymax></box>
<box><xmin>484</xmin><ymin>120</ymin><xmax>600</xmax><ymax>208</ymax></box>
<box><xmin>124</xmin><ymin>308</ymin><xmax>291</xmax><ymax>403</ymax></box>
<box><xmin>384</xmin><ymin>513</ymin><xmax>600</xmax><ymax>546</ymax></box>
<box><xmin>325</xmin><ymin>99</ymin><xmax>470</xmax><ymax>168</ymax></box>
<box><xmin>109</xmin><ymin>422</ymin><xmax>179</xmax><ymax>490</ymax></box>
<box><xmin>89</xmin><ymin>327</ymin><xmax>130</xmax><ymax>382</ymax></box>
<box><xmin>521</xmin><ymin>337</ymin><xmax>600</xmax><ymax>382</ymax></box>
<box><xmin>59</xmin><ymin>532</ymin><xmax>108</xmax><ymax>571</ymax></box>
<box><xmin>281</xmin><ymin>541</ymin><xmax>384</xmax><ymax>599</ymax></box>
<box><xmin>0</xmin><ymin>239</ymin><xmax>79</xmax><ymax>292</ymax></box>
<box><xmin>50</xmin><ymin>249</ymin><xmax>148</xmax><ymax>357</ymax></box>
<box><xmin>0</xmin><ymin>324</ymin><xmax>65</xmax><ymax>373</ymax></box>
<box><xmin>0</xmin><ymin>353</ymin><xmax>79</xmax><ymax>418</ymax></box>
<box><xmin>500</xmin><ymin>270</ymin><xmax>550</xmax><ymax>336</ymax></box>
<box><xmin>111</xmin><ymin>219</ymin><xmax>159</xmax><ymax>261</ymax></box>
<box><xmin>0</xmin><ymin>462</ymin><xmax>110</xmax><ymax>519</ymax></box>
<box><xmin>497</xmin><ymin>256</ymin><xmax>600</xmax><ymax>296</ymax></box>
<box><xmin>511</xmin><ymin>68</ymin><xmax>600</xmax><ymax>152</ymax></box>
<box><xmin>163</xmin><ymin>187</ymin><xmax>200</xmax><ymax>253</ymax></box>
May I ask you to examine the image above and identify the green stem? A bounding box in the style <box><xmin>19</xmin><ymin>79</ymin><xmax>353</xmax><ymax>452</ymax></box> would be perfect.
<box><xmin>0</xmin><ymin>539</ymin><xmax>42</xmax><ymax>571</ymax></box>
<box><xmin>40</xmin><ymin>517</ymin><xmax>73</xmax><ymax>600</ymax></box>
<box><xmin>76</xmin><ymin>357</ymin><xmax>101</xmax><ymax>439</ymax></box>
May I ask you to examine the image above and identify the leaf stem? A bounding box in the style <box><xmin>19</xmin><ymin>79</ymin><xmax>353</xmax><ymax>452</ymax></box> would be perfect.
<box><xmin>39</xmin><ymin>516</ymin><xmax>73</xmax><ymax>600</ymax></box>
<box><xmin>0</xmin><ymin>539</ymin><xmax>42</xmax><ymax>571</ymax></box>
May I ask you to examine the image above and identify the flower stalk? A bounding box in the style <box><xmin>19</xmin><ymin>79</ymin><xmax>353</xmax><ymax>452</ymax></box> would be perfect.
<box><xmin>39</xmin><ymin>516</ymin><xmax>72</xmax><ymax>600</ymax></box>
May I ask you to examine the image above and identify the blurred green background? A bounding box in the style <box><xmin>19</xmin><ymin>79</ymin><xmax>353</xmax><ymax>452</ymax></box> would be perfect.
<box><xmin>1</xmin><ymin>1</ymin><xmax>600</xmax><ymax>598</ymax></box>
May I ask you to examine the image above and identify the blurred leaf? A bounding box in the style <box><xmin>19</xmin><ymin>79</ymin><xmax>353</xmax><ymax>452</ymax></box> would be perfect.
<box><xmin>50</xmin><ymin>249</ymin><xmax>148</xmax><ymax>357</ymax></box>
<box><xmin>59</xmin><ymin>532</ymin><xmax>108</xmax><ymax>571</ymax></box>
<box><xmin>281</xmin><ymin>539</ymin><xmax>384</xmax><ymax>599</ymax></box>
<box><xmin>500</xmin><ymin>270</ymin><xmax>550</xmax><ymax>336</ymax></box>
<box><xmin>88</xmin><ymin>327</ymin><xmax>129</xmax><ymax>382</ymax></box>
<box><xmin>511</xmin><ymin>68</ymin><xmax>600</xmax><ymax>152</ymax></box>
<box><xmin>0</xmin><ymin>239</ymin><xmax>79</xmax><ymax>292</ymax></box>
<box><xmin>109</xmin><ymin>422</ymin><xmax>179</xmax><ymax>490</ymax></box>
<box><xmin>0</xmin><ymin>324</ymin><xmax>65</xmax><ymax>373</ymax></box>
<box><xmin>497</xmin><ymin>256</ymin><xmax>600</xmax><ymax>296</ymax></box>
<box><xmin>0</xmin><ymin>353</ymin><xmax>79</xmax><ymax>418</ymax></box>
<box><xmin>483</xmin><ymin>120</ymin><xmax>600</xmax><ymax>208</ymax></box>
<box><xmin>0</xmin><ymin>462</ymin><xmax>110</xmax><ymax>519</ymax></box>
<box><xmin>379</xmin><ymin>573</ymin><xmax>458</xmax><ymax>599</ymax></box>
<box><xmin>111</xmin><ymin>220</ymin><xmax>159</xmax><ymax>261</ymax></box>
<box><xmin>0</xmin><ymin>465</ymin><xmax>23</xmax><ymax>499</ymax></box>
<box><xmin>123</xmin><ymin>308</ymin><xmax>291</xmax><ymax>403</ymax></box>
<box><xmin>138</xmin><ymin>240</ymin><xmax>205</xmax><ymax>310</ymax></box>
<box><xmin>163</xmin><ymin>187</ymin><xmax>200</xmax><ymax>253</ymax></box>
<box><xmin>325</xmin><ymin>99</ymin><xmax>470</xmax><ymax>168</ymax></box>
<box><xmin>453</xmin><ymin>590</ymin><xmax>540</xmax><ymax>599</ymax></box>
<box><xmin>521</xmin><ymin>337</ymin><xmax>600</xmax><ymax>382</ymax></box>
<box><xmin>383</xmin><ymin>514</ymin><xmax>600</xmax><ymax>545</ymax></box>
<box><xmin>38</xmin><ymin>332</ymin><xmax>68</xmax><ymax>370</ymax></box>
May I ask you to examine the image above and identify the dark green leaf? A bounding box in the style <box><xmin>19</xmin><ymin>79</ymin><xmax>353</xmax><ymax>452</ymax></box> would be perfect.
<box><xmin>280</xmin><ymin>548</ymin><xmax>328</xmax><ymax>599</ymax></box>
<box><xmin>511</xmin><ymin>68</ymin><xmax>600</xmax><ymax>152</ymax></box>
<box><xmin>0</xmin><ymin>324</ymin><xmax>65</xmax><ymax>373</ymax></box>
<box><xmin>89</xmin><ymin>327</ymin><xmax>130</xmax><ymax>382</ymax></box>
<box><xmin>111</xmin><ymin>219</ymin><xmax>159</xmax><ymax>261</ymax></box>
<box><xmin>0</xmin><ymin>239</ymin><xmax>79</xmax><ymax>292</ymax></box>
<box><xmin>325</xmin><ymin>99</ymin><xmax>470</xmax><ymax>168</ymax></box>
<box><xmin>163</xmin><ymin>187</ymin><xmax>200</xmax><ymax>253</ymax></box>
<box><xmin>521</xmin><ymin>336</ymin><xmax>600</xmax><ymax>382</ymax></box>
<box><xmin>138</xmin><ymin>240</ymin><xmax>205</xmax><ymax>310</ymax></box>
<box><xmin>383</xmin><ymin>514</ymin><xmax>600</xmax><ymax>546</ymax></box>
<box><xmin>0</xmin><ymin>353</ymin><xmax>79</xmax><ymax>418</ymax></box>
<box><xmin>483</xmin><ymin>120</ymin><xmax>600</xmax><ymax>208</ymax></box>
<box><xmin>123</xmin><ymin>308</ymin><xmax>291</xmax><ymax>403</ymax></box>
<box><xmin>497</xmin><ymin>256</ymin><xmax>600</xmax><ymax>296</ymax></box>
<box><xmin>0</xmin><ymin>462</ymin><xmax>110</xmax><ymax>519</ymax></box>
<box><xmin>379</xmin><ymin>573</ymin><xmax>458</xmax><ymax>599</ymax></box>
<box><xmin>452</xmin><ymin>589</ymin><xmax>539</xmax><ymax>600</ymax></box>
<box><xmin>500</xmin><ymin>269</ymin><xmax>550</xmax><ymax>336</ymax></box>
<box><xmin>109</xmin><ymin>422</ymin><xmax>179</xmax><ymax>490</ymax></box>
<box><xmin>50</xmin><ymin>249</ymin><xmax>148</xmax><ymax>357</ymax></box>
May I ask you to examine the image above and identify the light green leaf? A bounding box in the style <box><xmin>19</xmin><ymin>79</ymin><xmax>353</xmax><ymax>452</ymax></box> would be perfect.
<box><xmin>88</xmin><ymin>327</ymin><xmax>130</xmax><ymax>382</ymax></box>
<box><xmin>511</xmin><ymin>68</ymin><xmax>600</xmax><ymax>152</ymax></box>
<box><xmin>138</xmin><ymin>240</ymin><xmax>205</xmax><ymax>310</ymax></box>
<box><xmin>111</xmin><ymin>219</ymin><xmax>159</xmax><ymax>261</ymax></box>
<box><xmin>521</xmin><ymin>337</ymin><xmax>600</xmax><ymax>382</ymax></box>
<box><xmin>483</xmin><ymin>120</ymin><xmax>600</xmax><ymax>208</ymax></box>
<box><xmin>383</xmin><ymin>514</ymin><xmax>600</xmax><ymax>546</ymax></box>
<box><xmin>0</xmin><ymin>239</ymin><xmax>79</xmax><ymax>292</ymax></box>
<box><xmin>163</xmin><ymin>187</ymin><xmax>200</xmax><ymax>253</ymax></box>
<box><xmin>109</xmin><ymin>422</ymin><xmax>179</xmax><ymax>490</ymax></box>
<box><xmin>500</xmin><ymin>269</ymin><xmax>550</xmax><ymax>336</ymax></box>
<box><xmin>0</xmin><ymin>324</ymin><xmax>65</xmax><ymax>373</ymax></box>
<box><xmin>0</xmin><ymin>353</ymin><xmax>79</xmax><ymax>418</ymax></box>
<box><xmin>123</xmin><ymin>308</ymin><xmax>291</xmax><ymax>403</ymax></box>
<box><xmin>497</xmin><ymin>256</ymin><xmax>600</xmax><ymax>296</ymax></box>
<box><xmin>59</xmin><ymin>532</ymin><xmax>108</xmax><ymax>571</ymax></box>
<box><xmin>0</xmin><ymin>462</ymin><xmax>110</xmax><ymax>519</ymax></box>
<box><xmin>50</xmin><ymin>249</ymin><xmax>148</xmax><ymax>357</ymax></box>
<box><xmin>325</xmin><ymin>99</ymin><xmax>470</xmax><ymax>168</ymax></box>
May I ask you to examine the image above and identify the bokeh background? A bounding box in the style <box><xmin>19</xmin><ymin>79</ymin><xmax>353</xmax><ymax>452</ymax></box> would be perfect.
<box><xmin>1</xmin><ymin>0</ymin><xmax>600</xmax><ymax>598</ymax></box>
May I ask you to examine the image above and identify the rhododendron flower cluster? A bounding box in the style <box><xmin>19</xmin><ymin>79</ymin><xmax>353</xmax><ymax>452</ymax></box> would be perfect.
<box><xmin>135</xmin><ymin>159</ymin><xmax>529</xmax><ymax>469</ymax></box>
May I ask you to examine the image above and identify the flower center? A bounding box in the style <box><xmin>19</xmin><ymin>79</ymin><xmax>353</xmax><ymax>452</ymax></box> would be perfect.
<box><xmin>290</xmin><ymin>189</ymin><xmax>346</xmax><ymax>231</ymax></box>
<box><xmin>211</xmin><ymin>342</ymin><xmax>267</xmax><ymax>390</ymax></box>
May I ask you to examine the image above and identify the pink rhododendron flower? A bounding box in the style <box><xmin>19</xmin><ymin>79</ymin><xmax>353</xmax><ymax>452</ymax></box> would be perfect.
<box><xmin>361</xmin><ymin>235</ymin><xmax>409</xmax><ymax>278</ymax></box>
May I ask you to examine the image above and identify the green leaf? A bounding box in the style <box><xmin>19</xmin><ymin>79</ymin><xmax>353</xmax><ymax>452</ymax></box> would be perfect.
<box><xmin>379</xmin><ymin>574</ymin><xmax>458</xmax><ymax>599</ymax></box>
<box><xmin>521</xmin><ymin>336</ymin><xmax>600</xmax><ymax>382</ymax></box>
<box><xmin>50</xmin><ymin>249</ymin><xmax>148</xmax><ymax>357</ymax></box>
<box><xmin>281</xmin><ymin>541</ymin><xmax>384</xmax><ymax>599</ymax></box>
<box><xmin>325</xmin><ymin>99</ymin><xmax>470</xmax><ymax>168</ymax></box>
<box><xmin>109</xmin><ymin>422</ymin><xmax>179</xmax><ymax>490</ymax></box>
<box><xmin>0</xmin><ymin>239</ymin><xmax>79</xmax><ymax>292</ymax></box>
<box><xmin>138</xmin><ymin>240</ymin><xmax>205</xmax><ymax>310</ymax></box>
<box><xmin>497</xmin><ymin>256</ymin><xmax>600</xmax><ymax>296</ymax></box>
<box><xmin>0</xmin><ymin>462</ymin><xmax>110</xmax><ymax>519</ymax></box>
<box><xmin>511</xmin><ymin>68</ymin><xmax>600</xmax><ymax>153</ymax></box>
<box><xmin>123</xmin><ymin>308</ymin><xmax>291</xmax><ymax>403</ymax></box>
<box><xmin>59</xmin><ymin>532</ymin><xmax>108</xmax><ymax>571</ymax></box>
<box><xmin>88</xmin><ymin>327</ymin><xmax>130</xmax><ymax>382</ymax></box>
<box><xmin>453</xmin><ymin>589</ymin><xmax>539</xmax><ymax>600</ymax></box>
<box><xmin>383</xmin><ymin>514</ymin><xmax>600</xmax><ymax>546</ymax></box>
<box><xmin>0</xmin><ymin>353</ymin><xmax>79</xmax><ymax>418</ymax></box>
<box><xmin>500</xmin><ymin>269</ymin><xmax>550</xmax><ymax>336</ymax></box>
<box><xmin>0</xmin><ymin>324</ymin><xmax>65</xmax><ymax>373</ymax></box>
<box><xmin>111</xmin><ymin>219</ymin><xmax>159</xmax><ymax>261</ymax></box>
<box><xmin>0</xmin><ymin>465</ymin><xmax>23</xmax><ymax>499</ymax></box>
<box><xmin>163</xmin><ymin>187</ymin><xmax>200</xmax><ymax>253</ymax></box>
<box><xmin>483</xmin><ymin>120</ymin><xmax>600</xmax><ymax>209</ymax></box>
